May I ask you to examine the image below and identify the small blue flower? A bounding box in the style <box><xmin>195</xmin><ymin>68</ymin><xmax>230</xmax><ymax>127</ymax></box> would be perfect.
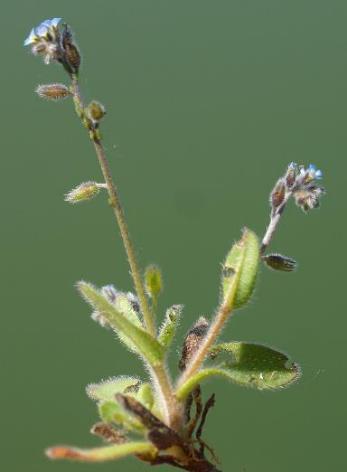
<box><xmin>288</xmin><ymin>162</ymin><xmax>297</xmax><ymax>170</ymax></box>
<box><xmin>308</xmin><ymin>164</ymin><xmax>323</xmax><ymax>180</ymax></box>
<box><xmin>24</xmin><ymin>18</ymin><xmax>63</xmax><ymax>64</ymax></box>
<box><xmin>23</xmin><ymin>18</ymin><xmax>62</xmax><ymax>46</ymax></box>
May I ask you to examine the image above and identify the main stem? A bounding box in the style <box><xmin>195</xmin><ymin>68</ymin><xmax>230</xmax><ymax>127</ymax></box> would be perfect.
<box><xmin>70</xmin><ymin>76</ymin><xmax>178</xmax><ymax>427</ymax></box>
<box><xmin>71</xmin><ymin>76</ymin><xmax>155</xmax><ymax>336</ymax></box>
<box><xmin>93</xmin><ymin>138</ymin><xmax>157</xmax><ymax>335</ymax></box>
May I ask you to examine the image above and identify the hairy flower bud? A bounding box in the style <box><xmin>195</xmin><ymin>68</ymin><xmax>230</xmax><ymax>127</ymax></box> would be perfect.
<box><xmin>61</xmin><ymin>24</ymin><xmax>81</xmax><ymax>74</ymax></box>
<box><xmin>293</xmin><ymin>185</ymin><xmax>325</xmax><ymax>212</ymax></box>
<box><xmin>65</xmin><ymin>181</ymin><xmax>103</xmax><ymax>204</ymax></box>
<box><xmin>36</xmin><ymin>83</ymin><xmax>71</xmax><ymax>100</ymax></box>
<box><xmin>179</xmin><ymin>317</ymin><xmax>209</xmax><ymax>371</ymax></box>
<box><xmin>85</xmin><ymin>101</ymin><xmax>106</xmax><ymax>123</ymax></box>
<box><xmin>285</xmin><ymin>162</ymin><xmax>298</xmax><ymax>188</ymax></box>
<box><xmin>270</xmin><ymin>178</ymin><xmax>286</xmax><ymax>210</ymax></box>
<box><xmin>144</xmin><ymin>265</ymin><xmax>163</xmax><ymax>300</ymax></box>
<box><xmin>262</xmin><ymin>253</ymin><xmax>297</xmax><ymax>272</ymax></box>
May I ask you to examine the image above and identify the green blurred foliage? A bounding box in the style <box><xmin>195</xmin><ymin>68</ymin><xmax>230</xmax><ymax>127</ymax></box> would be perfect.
<box><xmin>1</xmin><ymin>1</ymin><xmax>345</xmax><ymax>471</ymax></box>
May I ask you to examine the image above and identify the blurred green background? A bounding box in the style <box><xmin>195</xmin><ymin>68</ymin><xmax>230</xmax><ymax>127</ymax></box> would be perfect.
<box><xmin>1</xmin><ymin>0</ymin><xmax>345</xmax><ymax>470</ymax></box>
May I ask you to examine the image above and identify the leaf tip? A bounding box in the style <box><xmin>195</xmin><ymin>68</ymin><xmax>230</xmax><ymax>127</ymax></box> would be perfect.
<box><xmin>45</xmin><ymin>446</ymin><xmax>75</xmax><ymax>460</ymax></box>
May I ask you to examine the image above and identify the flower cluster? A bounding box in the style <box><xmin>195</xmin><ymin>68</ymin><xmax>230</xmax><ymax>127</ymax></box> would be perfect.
<box><xmin>288</xmin><ymin>163</ymin><xmax>324</xmax><ymax>212</ymax></box>
<box><xmin>271</xmin><ymin>162</ymin><xmax>325</xmax><ymax>214</ymax></box>
<box><xmin>24</xmin><ymin>18</ymin><xmax>80</xmax><ymax>74</ymax></box>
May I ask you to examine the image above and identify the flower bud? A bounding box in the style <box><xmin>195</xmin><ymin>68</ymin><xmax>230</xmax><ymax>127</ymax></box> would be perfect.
<box><xmin>144</xmin><ymin>265</ymin><xmax>163</xmax><ymax>300</ymax></box>
<box><xmin>36</xmin><ymin>83</ymin><xmax>71</xmax><ymax>100</ymax></box>
<box><xmin>262</xmin><ymin>253</ymin><xmax>297</xmax><ymax>272</ymax></box>
<box><xmin>285</xmin><ymin>162</ymin><xmax>298</xmax><ymax>188</ymax></box>
<box><xmin>85</xmin><ymin>100</ymin><xmax>106</xmax><ymax>122</ymax></box>
<box><xmin>179</xmin><ymin>317</ymin><xmax>209</xmax><ymax>371</ymax></box>
<box><xmin>61</xmin><ymin>24</ymin><xmax>81</xmax><ymax>74</ymax></box>
<box><xmin>293</xmin><ymin>185</ymin><xmax>325</xmax><ymax>213</ymax></box>
<box><xmin>270</xmin><ymin>178</ymin><xmax>286</xmax><ymax>210</ymax></box>
<box><xmin>64</xmin><ymin>181</ymin><xmax>102</xmax><ymax>204</ymax></box>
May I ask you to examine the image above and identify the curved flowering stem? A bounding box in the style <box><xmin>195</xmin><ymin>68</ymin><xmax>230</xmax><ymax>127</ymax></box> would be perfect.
<box><xmin>24</xmin><ymin>18</ymin><xmax>178</xmax><ymax>428</ymax></box>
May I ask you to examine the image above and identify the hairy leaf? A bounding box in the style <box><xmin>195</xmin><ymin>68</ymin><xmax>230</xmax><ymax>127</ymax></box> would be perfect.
<box><xmin>222</xmin><ymin>228</ymin><xmax>259</xmax><ymax>309</ymax></box>
<box><xmin>158</xmin><ymin>305</ymin><xmax>183</xmax><ymax>350</ymax></box>
<box><xmin>86</xmin><ymin>376</ymin><xmax>139</xmax><ymax>402</ymax></box>
<box><xmin>176</xmin><ymin>341</ymin><xmax>300</xmax><ymax>399</ymax></box>
<box><xmin>98</xmin><ymin>401</ymin><xmax>144</xmax><ymax>432</ymax></box>
<box><xmin>78</xmin><ymin>281</ymin><xmax>164</xmax><ymax>365</ymax></box>
<box><xmin>46</xmin><ymin>442</ymin><xmax>156</xmax><ymax>462</ymax></box>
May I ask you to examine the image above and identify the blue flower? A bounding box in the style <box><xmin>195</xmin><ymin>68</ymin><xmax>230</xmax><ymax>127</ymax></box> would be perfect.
<box><xmin>308</xmin><ymin>164</ymin><xmax>323</xmax><ymax>180</ymax></box>
<box><xmin>282</xmin><ymin>162</ymin><xmax>325</xmax><ymax>212</ymax></box>
<box><xmin>24</xmin><ymin>18</ymin><xmax>63</xmax><ymax>64</ymax></box>
<box><xmin>24</xmin><ymin>18</ymin><xmax>62</xmax><ymax>46</ymax></box>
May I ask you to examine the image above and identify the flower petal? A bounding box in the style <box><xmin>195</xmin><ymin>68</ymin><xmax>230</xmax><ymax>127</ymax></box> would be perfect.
<box><xmin>50</xmin><ymin>17</ymin><xmax>62</xmax><ymax>28</ymax></box>
<box><xmin>23</xmin><ymin>28</ymin><xmax>37</xmax><ymax>46</ymax></box>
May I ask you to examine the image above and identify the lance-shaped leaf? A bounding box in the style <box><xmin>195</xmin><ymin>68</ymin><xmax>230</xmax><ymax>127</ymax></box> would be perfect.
<box><xmin>86</xmin><ymin>376</ymin><xmax>140</xmax><ymax>403</ymax></box>
<box><xmin>46</xmin><ymin>442</ymin><xmax>156</xmax><ymax>462</ymax></box>
<box><xmin>87</xmin><ymin>376</ymin><xmax>155</xmax><ymax>431</ymax></box>
<box><xmin>112</xmin><ymin>291</ymin><xmax>142</xmax><ymax>327</ymax></box>
<box><xmin>222</xmin><ymin>228</ymin><xmax>259</xmax><ymax>309</ymax></box>
<box><xmin>158</xmin><ymin>305</ymin><xmax>183</xmax><ymax>350</ymax></box>
<box><xmin>176</xmin><ymin>341</ymin><xmax>300</xmax><ymax>400</ymax></box>
<box><xmin>78</xmin><ymin>281</ymin><xmax>164</xmax><ymax>366</ymax></box>
<box><xmin>93</xmin><ymin>285</ymin><xmax>144</xmax><ymax>354</ymax></box>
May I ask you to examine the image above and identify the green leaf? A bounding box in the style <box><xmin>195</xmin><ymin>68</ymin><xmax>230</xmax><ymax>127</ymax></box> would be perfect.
<box><xmin>113</xmin><ymin>292</ymin><xmax>143</xmax><ymax>328</ymax></box>
<box><xmin>222</xmin><ymin>228</ymin><xmax>259</xmax><ymax>309</ymax></box>
<box><xmin>46</xmin><ymin>442</ymin><xmax>156</xmax><ymax>462</ymax></box>
<box><xmin>209</xmin><ymin>342</ymin><xmax>301</xmax><ymax>389</ymax></box>
<box><xmin>136</xmin><ymin>383</ymin><xmax>154</xmax><ymax>410</ymax></box>
<box><xmin>176</xmin><ymin>341</ymin><xmax>300</xmax><ymax>400</ymax></box>
<box><xmin>158</xmin><ymin>305</ymin><xmax>183</xmax><ymax>349</ymax></box>
<box><xmin>78</xmin><ymin>281</ymin><xmax>164</xmax><ymax>365</ymax></box>
<box><xmin>98</xmin><ymin>401</ymin><xmax>144</xmax><ymax>432</ymax></box>
<box><xmin>86</xmin><ymin>376</ymin><xmax>139</xmax><ymax>402</ymax></box>
<box><xmin>95</xmin><ymin>286</ymin><xmax>143</xmax><ymax>353</ymax></box>
<box><xmin>144</xmin><ymin>264</ymin><xmax>163</xmax><ymax>300</ymax></box>
<box><xmin>176</xmin><ymin>368</ymin><xmax>230</xmax><ymax>400</ymax></box>
<box><xmin>87</xmin><ymin>376</ymin><xmax>155</xmax><ymax>430</ymax></box>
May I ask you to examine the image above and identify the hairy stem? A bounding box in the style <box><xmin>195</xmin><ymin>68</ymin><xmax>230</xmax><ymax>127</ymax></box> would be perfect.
<box><xmin>151</xmin><ymin>364</ymin><xmax>182</xmax><ymax>429</ymax></box>
<box><xmin>70</xmin><ymin>75</ymin><xmax>155</xmax><ymax>336</ymax></box>
<box><xmin>70</xmin><ymin>76</ymin><xmax>177</xmax><ymax>426</ymax></box>
<box><xmin>260</xmin><ymin>193</ymin><xmax>291</xmax><ymax>255</ymax></box>
<box><xmin>177</xmin><ymin>260</ymin><xmax>242</xmax><ymax>391</ymax></box>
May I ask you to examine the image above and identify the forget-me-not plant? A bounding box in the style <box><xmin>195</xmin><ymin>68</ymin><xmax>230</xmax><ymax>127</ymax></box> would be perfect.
<box><xmin>24</xmin><ymin>18</ymin><xmax>325</xmax><ymax>472</ymax></box>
